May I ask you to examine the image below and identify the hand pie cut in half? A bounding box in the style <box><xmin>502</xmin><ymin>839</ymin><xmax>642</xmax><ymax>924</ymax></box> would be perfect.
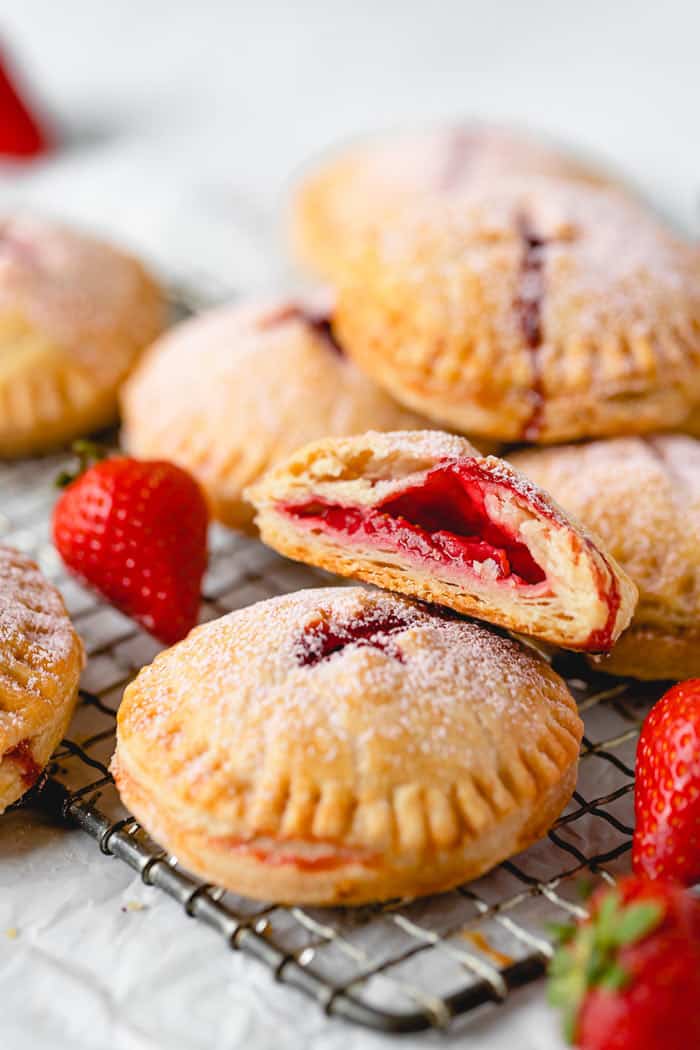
<box><xmin>333</xmin><ymin>176</ymin><xmax>700</xmax><ymax>444</ymax></box>
<box><xmin>247</xmin><ymin>431</ymin><xmax>637</xmax><ymax>652</ymax></box>
<box><xmin>121</xmin><ymin>296</ymin><xmax>427</xmax><ymax>532</ymax></box>
<box><xmin>112</xmin><ymin>587</ymin><xmax>583</xmax><ymax>905</ymax></box>
<box><xmin>0</xmin><ymin>215</ymin><xmax>166</xmax><ymax>457</ymax></box>
<box><xmin>0</xmin><ymin>545</ymin><xmax>84</xmax><ymax>813</ymax></box>
<box><xmin>291</xmin><ymin>123</ymin><xmax>613</xmax><ymax>282</ymax></box>
<box><xmin>511</xmin><ymin>435</ymin><xmax>700</xmax><ymax>680</ymax></box>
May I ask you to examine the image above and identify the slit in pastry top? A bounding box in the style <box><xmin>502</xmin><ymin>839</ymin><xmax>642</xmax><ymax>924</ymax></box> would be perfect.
<box><xmin>247</xmin><ymin>430</ymin><xmax>638</xmax><ymax>652</ymax></box>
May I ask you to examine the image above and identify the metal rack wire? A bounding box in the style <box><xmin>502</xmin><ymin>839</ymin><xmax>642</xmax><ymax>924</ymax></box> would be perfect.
<box><xmin>3</xmin><ymin>446</ymin><xmax>661</xmax><ymax>1036</ymax></box>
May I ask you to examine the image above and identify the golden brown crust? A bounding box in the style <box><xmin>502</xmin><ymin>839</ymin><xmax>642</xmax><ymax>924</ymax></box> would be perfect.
<box><xmin>334</xmin><ymin>177</ymin><xmax>700</xmax><ymax>444</ymax></box>
<box><xmin>247</xmin><ymin>430</ymin><xmax>637</xmax><ymax>652</ymax></box>
<box><xmin>590</xmin><ymin>625</ymin><xmax>700</xmax><ymax>681</ymax></box>
<box><xmin>0</xmin><ymin>545</ymin><xmax>84</xmax><ymax>812</ymax></box>
<box><xmin>112</xmin><ymin>587</ymin><xmax>582</xmax><ymax>905</ymax></box>
<box><xmin>121</xmin><ymin>297</ymin><xmax>430</xmax><ymax>530</ymax></box>
<box><xmin>510</xmin><ymin>435</ymin><xmax>700</xmax><ymax>680</ymax></box>
<box><xmin>291</xmin><ymin>125</ymin><xmax>613</xmax><ymax>282</ymax></box>
<box><xmin>0</xmin><ymin>215</ymin><xmax>166</xmax><ymax>457</ymax></box>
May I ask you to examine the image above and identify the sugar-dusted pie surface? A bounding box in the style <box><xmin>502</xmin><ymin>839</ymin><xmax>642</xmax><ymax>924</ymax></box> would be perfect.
<box><xmin>334</xmin><ymin>176</ymin><xmax>700</xmax><ymax>444</ymax></box>
<box><xmin>121</xmin><ymin>297</ymin><xmax>428</xmax><ymax>531</ymax></box>
<box><xmin>511</xmin><ymin>435</ymin><xmax>700</xmax><ymax>680</ymax></box>
<box><xmin>290</xmin><ymin>124</ymin><xmax>612</xmax><ymax>281</ymax></box>
<box><xmin>0</xmin><ymin>215</ymin><xmax>166</xmax><ymax>457</ymax></box>
<box><xmin>247</xmin><ymin>430</ymin><xmax>637</xmax><ymax>652</ymax></box>
<box><xmin>0</xmin><ymin>545</ymin><xmax>84</xmax><ymax>813</ymax></box>
<box><xmin>112</xmin><ymin>587</ymin><xmax>583</xmax><ymax>905</ymax></box>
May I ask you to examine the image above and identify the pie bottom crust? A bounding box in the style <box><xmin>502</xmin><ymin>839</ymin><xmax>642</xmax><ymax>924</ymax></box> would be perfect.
<box><xmin>0</xmin><ymin>688</ymin><xmax>78</xmax><ymax>813</ymax></box>
<box><xmin>589</xmin><ymin>624</ymin><xmax>700</xmax><ymax>681</ymax></box>
<box><xmin>114</xmin><ymin>758</ymin><xmax>577</xmax><ymax>906</ymax></box>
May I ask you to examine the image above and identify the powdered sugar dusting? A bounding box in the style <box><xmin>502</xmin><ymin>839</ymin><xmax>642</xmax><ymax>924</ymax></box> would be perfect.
<box><xmin>122</xmin><ymin>301</ymin><xmax>423</xmax><ymax>508</ymax></box>
<box><xmin>0</xmin><ymin>214</ymin><xmax>163</xmax><ymax>361</ymax></box>
<box><xmin>119</xmin><ymin>587</ymin><xmax>575</xmax><ymax>810</ymax></box>
<box><xmin>352</xmin><ymin>176</ymin><xmax>700</xmax><ymax>441</ymax></box>
<box><xmin>0</xmin><ymin>544</ymin><xmax>81</xmax><ymax>749</ymax></box>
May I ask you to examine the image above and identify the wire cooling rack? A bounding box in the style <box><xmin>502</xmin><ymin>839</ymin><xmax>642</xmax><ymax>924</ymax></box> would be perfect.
<box><xmin>3</xmin><ymin>450</ymin><xmax>663</xmax><ymax>1035</ymax></box>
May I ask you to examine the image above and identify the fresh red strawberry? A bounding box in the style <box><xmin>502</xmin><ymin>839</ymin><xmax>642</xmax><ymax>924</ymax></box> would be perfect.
<box><xmin>0</xmin><ymin>49</ymin><xmax>50</xmax><ymax>159</ymax></box>
<box><xmin>547</xmin><ymin>876</ymin><xmax>700</xmax><ymax>1049</ymax></box>
<box><xmin>53</xmin><ymin>452</ymin><xmax>208</xmax><ymax>645</ymax></box>
<box><xmin>633</xmin><ymin>678</ymin><xmax>700</xmax><ymax>885</ymax></box>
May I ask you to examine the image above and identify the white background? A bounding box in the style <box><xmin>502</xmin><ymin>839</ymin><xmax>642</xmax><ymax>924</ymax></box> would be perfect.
<box><xmin>1</xmin><ymin>3</ymin><xmax>698</xmax><ymax>1048</ymax></box>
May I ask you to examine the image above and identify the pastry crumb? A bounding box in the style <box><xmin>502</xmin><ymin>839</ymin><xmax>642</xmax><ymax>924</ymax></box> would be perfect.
<box><xmin>5</xmin><ymin>927</ymin><xmax>18</xmax><ymax>939</ymax></box>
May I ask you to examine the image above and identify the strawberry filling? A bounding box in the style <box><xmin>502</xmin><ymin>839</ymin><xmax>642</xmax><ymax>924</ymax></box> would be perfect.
<box><xmin>4</xmin><ymin>738</ymin><xmax>42</xmax><ymax>788</ymax></box>
<box><xmin>212</xmin><ymin>836</ymin><xmax>377</xmax><ymax>871</ymax></box>
<box><xmin>296</xmin><ymin>611</ymin><xmax>415</xmax><ymax>666</ymax></box>
<box><xmin>583</xmin><ymin>550</ymin><xmax>621</xmax><ymax>652</ymax></box>
<box><xmin>282</xmin><ymin>462</ymin><xmax>546</xmax><ymax>587</ymax></box>
<box><xmin>258</xmin><ymin>303</ymin><xmax>344</xmax><ymax>356</ymax></box>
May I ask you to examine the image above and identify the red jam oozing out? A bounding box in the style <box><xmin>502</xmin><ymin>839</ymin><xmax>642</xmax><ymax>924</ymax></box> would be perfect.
<box><xmin>583</xmin><ymin>546</ymin><xmax>621</xmax><ymax>653</ymax></box>
<box><xmin>306</xmin><ymin>315</ymin><xmax>344</xmax><ymax>357</ymax></box>
<box><xmin>258</xmin><ymin>303</ymin><xmax>343</xmax><ymax>356</ymax></box>
<box><xmin>213</xmin><ymin>837</ymin><xmax>376</xmax><ymax>871</ymax></box>
<box><xmin>284</xmin><ymin>461</ymin><xmax>546</xmax><ymax>588</ymax></box>
<box><xmin>296</xmin><ymin>612</ymin><xmax>414</xmax><ymax>667</ymax></box>
<box><xmin>4</xmin><ymin>738</ymin><xmax>42</xmax><ymax>788</ymax></box>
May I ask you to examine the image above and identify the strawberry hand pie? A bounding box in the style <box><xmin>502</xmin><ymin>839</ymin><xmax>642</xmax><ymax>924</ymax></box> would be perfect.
<box><xmin>247</xmin><ymin>431</ymin><xmax>637</xmax><ymax>652</ymax></box>
<box><xmin>112</xmin><ymin>587</ymin><xmax>583</xmax><ymax>905</ymax></box>
<box><xmin>121</xmin><ymin>297</ymin><xmax>426</xmax><ymax>532</ymax></box>
<box><xmin>0</xmin><ymin>215</ymin><xmax>165</xmax><ymax>457</ymax></box>
<box><xmin>0</xmin><ymin>545</ymin><xmax>83</xmax><ymax>814</ymax></box>
<box><xmin>290</xmin><ymin>123</ymin><xmax>612</xmax><ymax>282</ymax></box>
<box><xmin>334</xmin><ymin>177</ymin><xmax>700</xmax><ymax>444</ymax></box>
<box><xmin>512</xmin><ymin>435</ymin><xmax>700</xmax><ymax>679</ymax></box>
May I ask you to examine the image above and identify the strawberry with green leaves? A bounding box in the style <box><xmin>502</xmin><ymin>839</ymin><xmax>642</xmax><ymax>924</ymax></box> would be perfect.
<box><xmin>633</xmin><ymin>678</ymin><xmax>700</xmax><ymax>885</ymax></box>
<box><xmin>53</xmin><ymin>446</ymin><xmax>208</xmax><ymax>646</ymax></box>
<box><xmin>548</xmin><ymin>876</ymin><xmax>700</xmax><ymax>1049</ymax></box>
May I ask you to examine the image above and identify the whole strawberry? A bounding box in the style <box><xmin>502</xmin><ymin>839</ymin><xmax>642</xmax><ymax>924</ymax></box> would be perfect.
<box><xmin>548</xmin><ymin>876</ymin><xmax>700</xmax><ymax>1049</ymax></box>
<box><xmin>0</xmin><ymin>49</ymin><xmax>51</xmax><ymax>159</ymax></box>
<box><xmin>53</xmin><ymin>450</ymin><xmax>208</xmax><ymax>645</ymax></box>
<box><xmin>633</xmin><ymin>678</ymin><xmax>700</xmax><ymax>885</ymax></box>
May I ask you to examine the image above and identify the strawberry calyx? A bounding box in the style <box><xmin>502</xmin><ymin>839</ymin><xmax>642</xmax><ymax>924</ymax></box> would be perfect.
<box><xmin>547</xmin><ymin>887</ymin><xmax>664</xmax><ymax>1043</ymax></box>
<box><xmin>56</xmin><ymin>440</ymin><xmax>109</xmax><ymax>488</ymax></box>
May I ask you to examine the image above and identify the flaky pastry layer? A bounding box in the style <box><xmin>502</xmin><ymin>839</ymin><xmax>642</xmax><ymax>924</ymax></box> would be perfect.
<box><xmin>247</xmin><ymin>430</ymin><xmax>637</xmax><ymax>651</ymax></box>
<box><xmin>512</xmin><ymin>435</ymin><xmax>700</xmax><ymax>679</ymax></box>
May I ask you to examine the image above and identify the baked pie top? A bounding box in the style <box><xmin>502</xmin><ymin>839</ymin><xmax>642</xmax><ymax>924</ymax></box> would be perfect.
<box><xmin>290</xmin><ymin>124</ymin><xmax>611</xmax><ymax>280</ymax></box>
<box><xmin>114</xmin><ymin>587</ymin><xmax>582</xmax><ymax>856</ymax></box>
<box><xmin>0</xmin><ymin>214</ymin><xmax>166</xmax><ymax>454</ymax></box>
<box><xmin>247</xmin><ymin>430</ymin><xmax>637</xmax><ymax>651</ymax></box>
<box><xmin>333</xmin><ymin>177</ymin><xmax>700</xmax><ymax>444</ymax></box>
<box><xmin>510</xmin><ymin>435</ymin><xmax>700</xmax><ymax>639</ymax></box>
<box><xmin>121</xmin><ymin>298</ymin><xmax>425</xmax><ymax>529</ymax></box>
<box><xmin>0</xmin><ymin>544</ymin><xmax>83</xmax><ymax>759</ymax></box>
